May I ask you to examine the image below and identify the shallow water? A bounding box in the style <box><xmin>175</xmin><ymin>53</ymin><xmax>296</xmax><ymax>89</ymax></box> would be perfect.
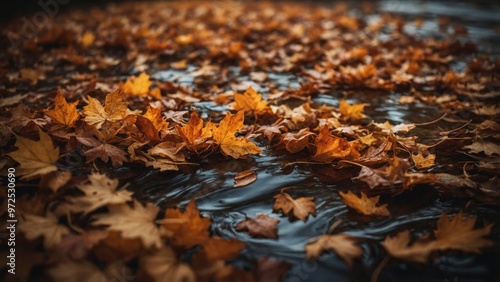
<box><xmin>131</xmin><ymin>2</ymin><xmax>500</xmax><ymax>281</ymax></box>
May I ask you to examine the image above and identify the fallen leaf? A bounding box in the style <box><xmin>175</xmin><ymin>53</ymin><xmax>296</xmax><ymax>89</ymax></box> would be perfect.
<box><xmin>231</xmin><ymin>86</ymin><xmax>269</xmax><ymax>114</ymax></box>
<box><xmin>339</xmin><ymin>100</ymin><xmax>366</xmax><ymax>120</ymax></box>
<box><xmin>411</xmin><ymin>152</ymin><xmax>436</xmax><ymax>169</ymax></box>
<box><xmin>84</xmin><ymin>143</ymin><xmax>128</xmax><ymax>167</ymax></box>
<box><xmin>163</xmin><ymin>199</ymin><xmax>211</xmax><ymax>247</ymax></box>
<box><xmin>280</xmin><ymin>128</ymin><xmax>314</xmax><ymax>153</ymax></box>
<box><xmin>68</xmin><ymin>173</ymin><xmax>133</xmax><ymax>214</ymax></box>
<box><xmin>305</xmin><ymin>234</ymin><xmax>362</xmax><ymax>266</ymax></box>
<box><xmin>273</xmin><ymin>192</ymin><xmax>316</xmax><ymax>221</ymax></box>
<box><xmin>234</xmin><ymin>169</ymin><xmax>257</xmax><ymax>188</ymax></box>
<box><xmin>177</xmin><ymin>111</ymin><xmax>215</xmax><ymax>152</ymax></box>
<box><xmin>139</xmin><ymin>246</ymin><xmax>196</xmax><ymax>282</ymax></box>
<box><xmin>382</xmin><ymin>230</ymin><xmax>436</xmax><ymax>263</ymax></box>
<box><xmin>80</xmin><ymin>31</ymin><xmax>95</xmax><ymax>48</ymax></box>
<box><xmin>143</xmin><ymin>105</ymin><xmax>169</xmax><ymax>133</ymax></box>
<box><xmin>19</xmin><ymin>212</ymin><xmax>70</xmax><ymax>249</ymax></box>
<box><xmin>312</xmin><ymin>126</ymin><xmax>360</xmax><ymax>163</ymax></box>
<box><xmin>213</xmin><ymin>111</ymin><xmax>262</xmax><ymax>158</ymax></box>
<box><xmin>235</xmin><ymin>213</ymin><xmax>279</xmax><ymax>239</ymax></box>
<box><xmin>122</xmin><ymin>72</ymin><xmax>152</xmax><ymax>97</ymax></box>
<box><xmin>83</xmin><ymin>90</ymin><xmax>128</xmax><ymax>129</ymax></box>
<box><xmin>92</xmin><ymin>200</ymin><xmax>162</xmax><ymax>249</ymax></box>
<box><xmin>8</xmin><ymin>127</ymin><xmax>60</xmax><ymax>179</ymax></box>
<box><xmin>49</xmin><ymin>260</ymin><xmax>108</xmax><ymax>282</ymax></box>
<box><xmin>372</xmin><ymin>121</ymin><xmax>416</xmax><ymax>134</ymax></box>
<box><xmin>200</xmin><ymin>237</ymin><xmax>245</xmax><ymax>262</ymax></box>
<box><xmin>464</xmin><ymin>141</ymin><xmax>500</xmax><ymax>156</ymax></box>
<box><xmin>39</xmin><ymin>170</ymin><xmax>72</xmax><ymax>193</ymax></box>
<box><xmin>339</xmin><ymin>191</ymin><xmax>390</xmax><ymax>216</ymax></box>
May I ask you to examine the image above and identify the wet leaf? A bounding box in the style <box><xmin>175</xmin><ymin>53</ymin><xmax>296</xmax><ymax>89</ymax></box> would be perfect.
<box><xmin>305</xmin><ymin>234</ymin><xmax>362</xmax><ymax>266</ymax></box>
<box><xmin>213</xmin><ymin>111</ymin><xmax>262</xmax><ymax>158</ymax></box>
<box><xmin>273</xmin><ymin>192</ymin><xmax>316</xmax><ymax>221</ymax></box>
<box><xmin>234</xmin><ymin>169</ymin><xmax>257</xmax><ymax>188</ymax></box>
<box><xmin>464</xmin><ymin>141</ymin><xmax>500</xmax><ymax>156</ymax></box>
<box><xmin>139</xmin><ymin>246</ymin><xmax>196</xmax><ymax>282</ymax></box>
<box><xmin>339</xmin><ymin>100</ymin><xmax>366</xmax><ymax>120</ymax></box>
<box><xmin>44</xmin><ymin>92</ymin><xmax>79</xmax><ymax>126</ymax></box>
<box><xmin>122</xmin><ymin>72</ymin><xmax>153</xmax><ymax>97</ymax></box>
<box><xmin>339</xmin><ymin>191</ymin><xmax>390</xmax><ymax>216</ymax></box>
<box><xmin>199</xmin><ymin>237</ymin><xmax>246</xmax><ymax>262</ymax></box>
<box><xmin>83</xmin><ymin>90</ymin><xmax>128</xmax><ymax>129</ymax></box>
<box><xmin>236</xmin><ymin>213</ymin><xmax>279</xmax><ymax>239</ymax></box>
<box><xmin>231</xmin><ymin>86</ymin><xmax>269</xmax><ymax>114</ymax></box>
<box><xmin>312</xmin><ymin>126</ymin><xmax>360</xmax><ymax>163</ymax></box>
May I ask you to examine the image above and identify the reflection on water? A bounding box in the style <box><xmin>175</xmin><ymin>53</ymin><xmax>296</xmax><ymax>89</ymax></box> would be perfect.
<box><xmin>134</xmin><ymin>1</ymin><xmax>500</xmax><ymax>281</ymax></box>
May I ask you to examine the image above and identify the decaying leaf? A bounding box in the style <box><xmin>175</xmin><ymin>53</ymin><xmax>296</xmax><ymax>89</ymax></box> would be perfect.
<box><xmin>339</xmin><ymin>191</ymin><xmax>390</xmax><ymax>216</ymax></box>
<box><xmin>8</xmin><ymin>127</ymin><xmax>60</xmax><ymax>179</ymax></box>
<box><xmin>234</xmin><ymin>169</ymin><xmax>257</xmax><ymax>188</ymax></box>
<box><xmin>236</xmin><ymin>213</ymin><xmax>280</xmax><ymax>239</ymax></box>
<box><xmin>19</xmin><ymin>212</ymin><xmax>71</xmax><ymax>249</ymax></box>
<box><xmin>305</xmin><ymin>234</ymin><xmax>362</xmax><ymax>266</ymax></box>
<box><xmin>92</xmin><ymin>200</ymin><xmax>162</xmax><ymax>249</ymax></box>
<box><xmin>273</xmin><ymin>192</ymin><xmax>316</xmax><ymax>221</ymax></box>
<box><xmin>44</xmin><ymin>92</ymin><xmax>79</xmax><ymax>126</ymax></box>
<box><xmin>213</xmin><ymin>111</ymin><xmax>262</xmax><ymax>158</ymax></box>
<box><xmin>83</xmin><ymin>90</ymin><xmax>128</xmax><ymax>129</ymax></box>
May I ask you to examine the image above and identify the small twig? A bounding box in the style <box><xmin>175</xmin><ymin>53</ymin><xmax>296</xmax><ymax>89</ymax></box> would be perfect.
<box><xmin>414</xmin><ymin>113</ymin><xmax>447</xmax><ymax>126</ymax></box>
<box><xmin>371</xmin><ymin>255</ymin><xmax>390</xmax><ymax>282</ymax></box>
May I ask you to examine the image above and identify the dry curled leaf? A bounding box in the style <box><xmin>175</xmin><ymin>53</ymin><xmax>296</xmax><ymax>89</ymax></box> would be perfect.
<box><xmin>234</xmin><ymin>169</ymin><xmax>257</xmax><ymax>188</ymax></box>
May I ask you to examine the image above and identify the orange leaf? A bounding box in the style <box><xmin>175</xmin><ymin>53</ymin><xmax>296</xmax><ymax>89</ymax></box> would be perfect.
<box><xmin>231</xmin><ymin>87</ymin><xmax>269</xmax><ymax>114</ymax></box>
<box><xmin>273</xmin><ymin>192</ymin><xmax>316</xmax><ymax>221</ymax></box>
<box><xmin>213</xmin><ymin>111</ymin><xmax>262</xmax><ymax>158</ymax></box>
<box><xmin>163</xmin><ymin>199</ymin><xmax>211</xmax><ymax>248</ymax></box>
<box><xmin>83</xmin><ymin>90</ymin><xmax>127</xmax><ymax>129</ymax></box>
<box><xmin>200</xmin><ymin>237</ymin><xmax>245</xmax><ymax>262</ymax></box>
<box><xmin>45</xmin><ymin>92</ymin><xmax>79</xmax><ymax>126</ymax></box>
<box><xmin>143</xmin><ymin>106</ymin><xmax>169</xmax><ymax>133</ymax></box>
<box><xmin>339</xmin><ymin>100</ymin><xmax>366</xmax><ymax>120</ymax></box>
<box><xmin>305</xmin><ymin>234</ymin><xmax>362</xmax><ymax>266</ymax></box>
<box><xmin>339</xmin><ymin>191</ymin><xmax>390</xmax><ymax>216</ymax></box>
<box><xmin>122</xmin><ymin>72</ymin><xmax>152</xmax><ymax>97</ymax></box>
<box><xmin>234</xmin><ymin>169</ymin><xmax>257</xmax><ymax>188</ymax></box>
<box><xmin>312</xmin><ymin>126</ymin><xmax>359</xmax><ymax>163</ymax></box>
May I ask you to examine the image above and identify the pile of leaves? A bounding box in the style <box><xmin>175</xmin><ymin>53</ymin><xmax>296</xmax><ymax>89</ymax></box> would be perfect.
<box><xmin>0</xmin><ymin>1</ymin><xmax>499</xmax><ymax>281</ymax></box>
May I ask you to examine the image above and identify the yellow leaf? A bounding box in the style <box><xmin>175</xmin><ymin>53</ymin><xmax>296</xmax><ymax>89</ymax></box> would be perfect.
<box><xmin>143</xmin><ymin>105</ymin><xmax>169</xmax><ymax>132</ymax></box>
<box><xmin>230</xmin><ymin>87</ymin><xmax>269</xmax><ymax>114</ymax></box>
<box><xmin>8</xmin><ymin>127</ymin><xmax>59</xmax><ymax>179</ymax></box>
<box><xmin>80</xmin><ymin>31</ymin><xmax>95</xmax><ymax>48</ymax></box>
<box><xmin>306</xmin><ymin>234</ymin><xmax>362</xmax><ymax>266</ymax></box>
<box><xmin>213</xmin><ymin>111</ymin><xmax>262</xmax><ymax>158</ymax></box>
<box><xmin>273</xmin><ymin>192</ymin><xmax>316</xmax><ymax>221</ymax></box>
<box><xmin>83</xmin><ymin>90</ymin><xmax>127</xmax><ymax>129</ymax></box>
<box><xmin>339</xmin><ymin>191</ymin><xmax>390</xmax><ymax>216</ymax></box>
<box><xmin>339</xmin><ymin>100</ymin><xmax>366</xmax><ymax>120</ymax></box>
<box><xmin>411</xmin><ymin>152</ymin><xmax>436</xmax><ymax>169</ymax></box>
<box><xmin>122</xmin><ymin>72</ymin><xmax>152</xmax><ymax>97</ymax></box>
<box><xmin>45</xmin><ymin>92</ymin><xmax>79</xmax><ymax>126</ymax></box>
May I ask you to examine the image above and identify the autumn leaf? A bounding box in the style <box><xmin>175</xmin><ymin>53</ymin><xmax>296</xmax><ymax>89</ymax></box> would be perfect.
<box><xmin>412</xmin><ymin>152</ymin><xmax>436</xmax><ymax>169</ymax></box>
<box><xmin>8</xmin><ymin>127</ymin><xmax>60</xmax><ymax>179</ymax></box>
<box><xmin>44</xmin><ymin>92</ymin><xmax>79</xmax><ymax>126</ymax></box>
<box><xmin>464</xmin><ymin>141</ymin><xmax>500</xmax><ymax>156</ymax></box>
<box><xmin>80</xmin><ymin>31</ymin><xmax>95</xmax><ymax>48</ymax></box>
<box><xmin>236</xmin><ymin>214</ymin><xmax>280</xmax><ymax>239</ymax></box>
<box><xmin>312</xmin><ymin>126</ymin><xmax>360</xmax><ymax>163</ymax></box>
<box><xmin>139</xmin><ymin>247</ymin><xmax>196</xmax><ymax>282</ymax></box>
<box><xmin>177</xmin><ymin>111</ymin><xmax>215</xmax><ymax>152</ymax></box>
<box><xmin>68</xmin><ymin>173</ymin><xmax>133</xmax><ymax>214</ymax></box>
<box><xmin>213</xmin><ymin>111</ymin><xmax>262</xmax><ymax>158</ymax></box>
<box><xmin>163</xmin><ymin>199</ymin><xmax>211</xmax><ymax>247</ymax></box>
<box><xmin>339</xmin><ymin>100</ymin><xmax>366</xmax><ymax>120</ymax></box>
<box><xmin>83</xmin><ymin>90</ymin><xmax>128</xmax><ymax>129</ymax></box>
<box><xmin>49</xmin><ymin>260</ymin><xmax>108</xmax><ymax>282</ymax></box>
<box><xmin>143</xmin><ymin>105</ymin><xmax>169</xmax><ymax>133</ymax></box>
<box><xmin>122</xmin><ymin>72</ymin><xmax>153</xmax><ymax>97</ymax></box>
<box><xmin>434</xmin><ymin>211</ymin><xmax>493</xmax><ymax>253</ymax></box>
<box><xmin>231</xmin><ymin>86</ymin><xmax>269</xmax><ymax>114</ymax></box>
<box><xmin>339</xmin><ymin>191</ymin><xmax>390</xmax><ymax>216</ymax></box>
<box><xmin>372</xmin><ymin>121</ymin><xmax>416</xmax><ymax>134</ymax></box>
<box><xmin>305</xmin><ymin>234</ymin><xmax>362</xmax><ymax>266</ymax></box>
<box><xmin>200</xmin><ymin>237</ymin><xmax>246</xmax><ymax>262</ymax></box>
<box><xmin>382</xmin><ymin>230</ymin><xmax>436</xmax><ymax>263</ymax></box>
<box><xmin>92</xmin><ymin>200</ymin><xmax>162</xmax><ymax>249</ymax></box>
<box><xmin>234</xmin><ymin>169</ymin><xmax>257</xmax><ymax>188</ymax></box>
<box><xmin>280</xmin><ymin>128</ymin><xmax>314</xmax><ymax>153</ymax></box>
<box><xmin>19</xmin><ymin>212</ymin><xmax>70</xmax><ymax>249</ymax></box>
<box><xmin>273</xmin><ymin>192</ymin><xmax>316</xmax><ymax>221</ymax></box>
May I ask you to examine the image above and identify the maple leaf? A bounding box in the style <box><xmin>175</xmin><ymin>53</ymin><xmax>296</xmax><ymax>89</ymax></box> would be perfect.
<box><xmin>280</xmin><ymin>128</ymin><xmax>314</xmax><ymax>153</ymax></box>
<box><xmin>372</xmin><ymin>121</ymin><xmax>416</xmax><ymax>134</ymax></box>
<box><xmin>236</xmin><ymin>213</ymin><xmax>280</xmax><ymax>239</ymax></box>
<box><xmin>339</xmin><ymin>100</ymin><xmax>366</xmax><ymax>120</ymax></box>
<box><xmin>312</xmin><ymin>126</ymin><xmax>360</xmax><ymax>163</ymax></box>
<box><xmin>411</xmin><ymin>152</ymin><xmax>436</xmax><ymax>169</ymax></box>
<box><xmin>139</xmin><ymin>247</ymin><xmax>196</xmax><ymax>282</ymax></box>
<box><xmin>200</xmin><ymin>237</ymin><xmax>246</xmax><ymax>262</ymax></box>
<box><xmin>213</xmin><ymin>111</ymin><xmax>262</xmax><ymax>158</ymax></box>
<box><xmin>92</xmin><ymin>200</ymin><xmax>162</xmax><ymax>249</ymax></box>
<box><xmin>434</xmin><ymin>211</ymin><xmax>493</xmax><ymax>253</ymax></box>
<box><xmin>234</xmin><ymin>169</ymin><xmax>257</xmax><ymax>188</ymax></box>
<box><xmin>339</xmin><ymin>191</ymin><xmax>390</xmax><ymax>216</ymax></box>
<box><xmin>256</xmin><ymin>124</ymin><xmax>287</xmax><ymax>142</ymax></box>
<box><xmin>273</xmin><ymin>192</ymin><xmax>316</xmax><ymax>221</ymax></box>
<box><xmin>143</xmin><ymin>105</ymin><xmax>169</xmax><ymax>133</ymax></box>
<box><xmin>44</xmin><ymin>92</ymin><xmax>79</xmax><ymax>126</ymax></box>
<box><xmin>464</xmin><ymin>141</ymin><xmax>500</xmax><ymax>156</ymax></box>
<box><xmin>231</xmin><ymin>86</ymin><xmax>269</xmax><ymax>114</ymax></box>
<box><xmin>177</xmin><ymin>111</ymin><xmax>215</xmax><ymax>152</ymax></box>
<box><xmin>305</xmin><ymin>234</ymin><xmax>362</xmax><ymax>266</ymax></box>
<box><xmin>163</xmin><ymin>199</ymin><xmax>211</xmax><ymax>248</ymax></box>
<box><xmin>122</xmin><ymin>72</ymin><xmax>153</xmax><ymax>97</ymax></box>
<box><xmin>8</xmin><ymin>127</ymin><xmax>60</xmax><ymax>179</ymax></box>
<box><xmin>382</xmin><ymin>230</ymin><xmax>436</xmax><ymax>263</ymax></box>
<box><xmin>356</xmin><ymin>166</ymin><xmax>392</xmax><ymax>189</ymax></box>
<box><xmin>18</xmin><ymin>212</ymin><xmax>70</xmax><ymax>249</ymax></box>
<box><xmin>83</xmin><ymin>90</ymin><xmax>128</xmax><ymax>129</ymax></box>
<box><xmin>68</xmin><ymin>173</ymin><xmax>133</xmax><ymax>214</ymax></box>
<box><xmin>85</xmin><ymin>143</ymin><xmax>128</xmax><ymax>167</ymax></box>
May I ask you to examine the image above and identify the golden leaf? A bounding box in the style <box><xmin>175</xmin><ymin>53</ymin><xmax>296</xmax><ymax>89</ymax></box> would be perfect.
<box><xmin>44</xmin><ymin>92</ymin><xmax>79</xmax><ymax>126</ymax></box>
<box><xmin>273</xmin><ymin>192</ymin><xmax>316</xmax><ymax>221</ymax></box>
<box><xmin>213</xmin><ymin>111</ymin><xmax>262</xmax><ymax>158</ymax></box>
<box><xmin>339</xmin><ymin>100</ymin><xmax>366</xmax><ymax>120</ymax></box>
<box><xmin>305</xmin><ymin>234</ymin><xmax>362</xmax><ymax>266</ymax></box>
<box><xmin>339</xmin><ymin>191</ymin><xmax>390</xmax><ymax>216</ymax></box>
<box><xmin>231</xmin><ymin>86</ymin><xmax>269</xmax><ymax>114</ymax></box>
<box><xmin>83</xmin><ymin>90</ymin><xmax>127</xmax><ymax>129</ymax></box>
<box><xmin>122</xmin><ymin>72</ymin><xmax>152</xmax><ymax>97</ymax></box>
<box><xmin>312</xmin><ymin>126</ymin><xmax>360</xmax><ymax>163</ymax></box>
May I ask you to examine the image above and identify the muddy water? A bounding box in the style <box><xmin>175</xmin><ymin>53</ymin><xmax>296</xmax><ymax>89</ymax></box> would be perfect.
<box><xmin>132</xmin><ymin>2</ymin><xmax>500</xmax><ymax>281</ymax></box>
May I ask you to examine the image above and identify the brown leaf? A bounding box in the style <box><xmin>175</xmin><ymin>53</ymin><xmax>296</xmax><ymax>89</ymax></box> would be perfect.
<box><xmin>281</xmin><ymin>128</ymin><xmax>314</xmax><ymax>153</ymax></box>
<box><xmin>18</xmin><ymin>212</ymin><xmax>70</xmax><ymax>249</ymax></box>
<box><xmin>273</xmin><ymin>192</ymin><xmax>316</xmax><ymax>221</ymax></box>
<box><xmin>305</xmin><ymin>234</ymin><xmax>362</xmax><ymax>266</ymax></box>
<box><xmin>339</xmin><ymin>191</ymin><xmax>390</xmax><ymax>216</ymax></box>
<box><xmin>200</xmin><ymin>237</ymin><xmax>245</xmax><ymax>262</ymax></box>
<box><xmin>139</xmin><ymin>246</ymin><xmax>196</xmax><ymax>282</ymax></box>
<box><xmin>44</xmin><ymin>92</ymin><xmax>79</xmax><ymax>126</ymax></box>
<box><xmin>236</xmin><ymin>214</ymin><xmax>280</xmax><ymax>239</ymax></box>
<box><xmin>464</xmin><ymin>141</ymin><xmax>500</xmax><ymax>156</ymax></box>
<box><xmin>83</xmin><ymin>90</ymin><xmax>128</xmax><ymax>129</ymax></box>
<box><xmin>234</xmin><ymin>169</ymin><xmax>257</xmax><ymax>188</ymax></box>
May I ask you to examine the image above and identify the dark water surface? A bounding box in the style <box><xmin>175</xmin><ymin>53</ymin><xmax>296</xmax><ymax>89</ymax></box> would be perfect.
<box><xmin>130</xmin><ymin>2</ymin><xmax>500</xmax><ymax>281</ymax></box>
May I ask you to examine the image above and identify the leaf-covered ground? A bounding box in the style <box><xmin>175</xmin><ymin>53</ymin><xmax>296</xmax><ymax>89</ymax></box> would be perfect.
<box><xmin>1</xmin><ymin>1</ymin><xmax>499</xmax><ymax>281</ymax></box>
